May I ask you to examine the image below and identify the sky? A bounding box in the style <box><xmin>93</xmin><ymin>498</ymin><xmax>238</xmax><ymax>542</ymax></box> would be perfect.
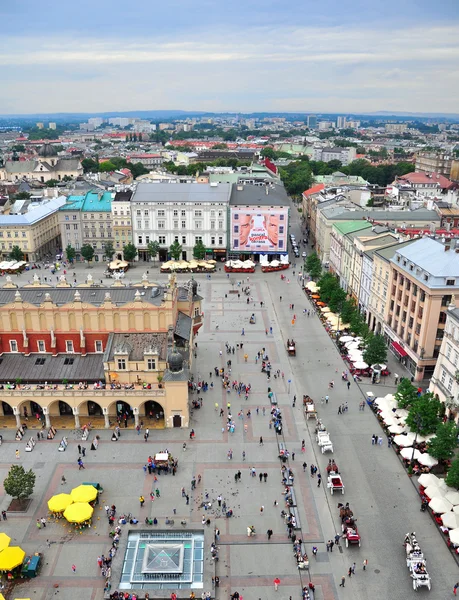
<box><xmin>1</xmin><ymin>0</ymin><xmax>459</xmax><ymax>115</ymax></box>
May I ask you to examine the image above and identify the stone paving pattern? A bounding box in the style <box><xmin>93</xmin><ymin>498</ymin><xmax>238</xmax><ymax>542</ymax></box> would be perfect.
<box><xmin>0</xmin><ymin>209</ymin><xmax>458</xmax><ymax>599</ymax></box>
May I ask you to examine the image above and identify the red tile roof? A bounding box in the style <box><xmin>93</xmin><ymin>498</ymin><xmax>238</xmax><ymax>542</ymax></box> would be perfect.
<box><xmin>398</xmin><ymin>172</ymin><xmax>454</xmax><ymax>189</ymax></box>
<box><xmin>303</xmin><ymin>183</ymin><xmax>325</xmax><ymax>197</ymax></box>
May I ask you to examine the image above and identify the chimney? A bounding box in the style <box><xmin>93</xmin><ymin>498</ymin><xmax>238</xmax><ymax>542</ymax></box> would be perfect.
<box><xmin>265</xmin><ymin>186</ymin><xmax>269</xmax><ymax>195</ymax></box>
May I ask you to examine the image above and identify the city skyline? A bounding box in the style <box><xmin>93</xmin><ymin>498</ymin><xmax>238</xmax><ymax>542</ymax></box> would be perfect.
<box><xmin>1</xmin><ymin>0</ymin><xmax>458</xmax><ymax>114</ymax></box>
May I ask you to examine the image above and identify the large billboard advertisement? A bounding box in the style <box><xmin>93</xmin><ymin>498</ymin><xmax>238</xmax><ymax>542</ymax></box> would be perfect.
<box><xmin>230</xmin><ymin>207</ymin><xmax>288</xmax><ymax>252</ymax></box>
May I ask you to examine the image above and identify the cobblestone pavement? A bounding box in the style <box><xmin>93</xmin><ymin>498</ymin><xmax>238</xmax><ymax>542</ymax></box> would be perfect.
<box><xmin>0</xmin><ymin>209</ymin><xmax>458</xmax><ymax>599</ymax></box>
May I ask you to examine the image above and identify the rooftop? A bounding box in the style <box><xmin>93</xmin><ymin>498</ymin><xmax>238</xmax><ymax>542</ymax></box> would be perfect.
<box><xmin>0</xmin><ymin>353</ymin><xmax>104</xmax><ymax>383</ymax></box>
<box><xmin>132</xmin><ymin>183</ymin><xmax>231</xmax><ymax>204</ymax></box>
<box><xmin>321</xmin><ymin>207</ymin><xmax>440</xmax><ymax>223</ymax></box>
<box><xmin>0</xmin><ymin>197</ymin><xmax>66</xmax><ymax>226</ymax></box>
<box><xmin>374</xmin><ymin>240</ymin><xmax>416</xmax><ymax>262</ymax></box>
<box><xmin>333</xmin><ymin>221</ymin><xmax>372</xmax><ymax>235</ymax></box>
<box><xmin>398</xmin><ymin>172</ymin><xmax>454</xmax><ymax>189</ymax></box>
<box><xmin>82</xmin><ymin>190</ymin><xmax>113</xmax><ymax>212</ymax></box>
<box><xmin>394</xmin><ymin>237</ymin><xmax>459</xmax><ymax>278</ymax></box>
<box><xmin>229</xmin><ymin>183</ymin><xmax>289</xmax><ymax>207</ymax></box>
<box><xmin>105</xmin><ymin>332</ymin><xmax>168</xmax><ymax>362</ymax></box>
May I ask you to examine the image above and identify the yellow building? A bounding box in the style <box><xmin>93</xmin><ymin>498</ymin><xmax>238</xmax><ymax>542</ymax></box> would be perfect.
<box><xmin>0</xmin><ymin>197</ymin><xmax>66</xmax><ymax>261</ymax></box>
<box><xmin>112</xmin><ymin>190</ymin><xmax>133</xmax><ymax>257</ymax></box>
<box><xmin>0</xmin><ymin>273</ymin><xmax>202</xmax><ymax>429</ymax></box>
<box><xmin>0</xmin><ymin>144</ymin><xmax>83</xmax><ymax>183</ymax></box>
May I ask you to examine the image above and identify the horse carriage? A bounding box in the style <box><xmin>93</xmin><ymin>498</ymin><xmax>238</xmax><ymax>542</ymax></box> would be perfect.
<box><xmin>316</xmin><ymin>431</ymin><xmax>334</xmax><ymax>454</ymax></box>
<box><xmin>287</xmin><ymin>339</ymin><xmax>296</xmax><ymax>356</ymax></box>
<box><xmin>342</xmin><ymin>516</ymin><xmax>361</xmax><ymax>547</ymax></box>
<box><xmin>327</xmin><ymin>471</ymin><xmax>344</xmax><ymax>495</ymax></box>
<box><xmin>404</xmin><ymin>532</ymin><xmax>431</xmax><ymax>591</ymax></box>
<box><xmin>326</xmin><ymin>460</ymin><xmax>339</xmax><ymax>474</ymax></box>
<box><xmin>303</xmin><ymin>395</ymin><xmax>317</xmax><ymax>420</ymax></box>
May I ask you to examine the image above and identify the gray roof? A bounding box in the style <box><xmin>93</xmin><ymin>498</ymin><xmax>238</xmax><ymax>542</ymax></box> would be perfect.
<box><xmin>374</xmin><ymin>240</ymin><xmax>416</xmax><ymax>262</ymax></box>
<box><xmin>0</xmin><ymin>197</ymin><xmax>66</xmax><ymax>225</ymax></box>
<box><xmin>132</xmin><ymin>182</ymin><xmax>231</xmax><ymax>204</ymax></box>
<box><xmin>229</xmin><ymin>183</ymin><xmax>289</xmax><ymax>207</ymax></box>
<box><xmin>175</xmin><ymin>311</ymin><xmax>192</xmax><ymax>341</ymax></box>
<box><xmin>105</xmin><ymin>332</ymin><xmax>168</xmax><ymax>361</ymax></box>
<box><xmin>0</xmin><ymin>353</ymin><xmax>104</xmax><ymax>383</ymax></box>
<box><xmin>3</xmin><ymin>158</ymin><xmax>81</xmax><ymax>174</ymax></box>
<box><xmin>0</xmin><ymin>286</ymin><xmax>165</xmax><ymax>308</ymax></box>
<box><xmin>162</xmin><ymin>367</ymin><xmax>189</xmax><ymax>382</ymax></box>
<box><xmin>321</xmin><ymin>207</ymin><xmax>440</xmax><ymax>222</ymax></box>
<box><xmin>394</xmin><ymin>237</ymin><xmax>459</xmax><ymax>277</ymax></box>
<box><xmin>447</xmin><ymin>308</ymin><xmax>459</xmax><ymax>325</ymax></box>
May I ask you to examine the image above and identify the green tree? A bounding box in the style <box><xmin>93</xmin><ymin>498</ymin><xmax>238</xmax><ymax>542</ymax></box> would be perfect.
<box><xmin>328</xmin><ymin>287</ymin><xmax>347</xmax><ymax>313</ymax></box>
<box><xmin>395</xmin><ymin>378</ymin><xmax>419</xmax><ymax>409</ymax></box>
<box><xmin>45</xmin><ymin>179</ymin><xmax>60</xmax><ymax>187</ymax></box>
<box><xmin>127</xmin><ymin>162</ymin><xmax>149</xmax><ymax>179</ymax></box>
<box><xmin>406</xmin><ymin>393</ymin><xmax>441</xmax><ymax>436</ymax></box>
<box><xmin>81</xmin><ymin>243</ymin><xmax>95</xmax><ymax>264</ymax></box>
<box><xmin>193</xmin><ymin>240</ymin><xmax>206</xmax><ymax>260</ymax></box>
<box><xmin>12</xmin><ymin>144</ymin><xmax>26</xmax><ymax>152</ymax></box>
<box><xmin>446</xmin><ymin>458</ymin><xmax>459</xmax><ymax>489</ymax></box>
<box><xmin>99</xmin><ymin>161</ymin><xmax>117</xmax><ymax>172</ymax></box>
<box><xmin>305</xmin><ymin>252</ymin><xmax>322</xmax><ymax>280</ymax></box>
<box><xmin>9</xmin><ymin>245</ymin><xmax>24</xmax><ymax>261</ymax></box>
<box><xmin>427</xmin><ymin>421</ymin><xmax>458</xmax><ymax>462</ymax></box>
<box><xmin>169</xmin><ymin>240</ymin><xmax>183</xmax><ymax>261</ymax></box>
<box><xmin>123</xmin><ymin>243</ymin><xmax>138</xmax><ymax>263</ymax></box>
<box><xmin>147</xmin><ymin>240</ymin><xmax>161</xmax><ymax>263</ymax></box>
<box><xmin>81</xmin><ymin>158</ymin><xmax>99</xmax><ymax>173</ymax></box>
<box><xmin>65</xmin><ymin>244</ymin><xmax>76</xmax><ymax>263</ymax></box>
<box><xmin>317</xmin><ymin>272</ymin><xmax>340</xmax><ymax>303</ymax></box>
<box><xmin>3</xmin><ymin>464</ymin><xmax>36</xmax><ymax>501</ymax></box>
<box><xmin>261</xmin><ymin>147</ymin><xmax>276</xmax><ymax>159</ymax></box>
<box><xmin>103</xmin><ymin>241</ymin><xmax>115</xmax><ymax>261</ymax></box>
<box><xmin>14</xmin><ymin>191</ymin><xmax>31</xmax><ymax>201</ymax></box>
<box><xmin>363</xmin><ymin>334</ymin><xmax>387</xmax><ymax>366</ymax></box>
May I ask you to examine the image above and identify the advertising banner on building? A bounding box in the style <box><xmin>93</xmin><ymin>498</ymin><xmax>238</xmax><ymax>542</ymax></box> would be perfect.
<box><xmin>230</xmin><ymin>207</ymin><xmax>288</xmax><ymax>252</ymax></box>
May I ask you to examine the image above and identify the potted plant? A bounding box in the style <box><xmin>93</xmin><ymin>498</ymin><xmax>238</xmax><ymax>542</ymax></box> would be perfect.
<box><xmin>157</xmin><ymin>374</ymin><xmax>164</xmax><ymax>389</ymax></box>
<box><xmin>407</xmin><ymin>465</ymin><xmax>413</xmax><ymax>477</ymax></box>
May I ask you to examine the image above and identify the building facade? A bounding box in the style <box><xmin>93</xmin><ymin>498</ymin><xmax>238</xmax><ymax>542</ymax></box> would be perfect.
<box><xmin>415</xmin><ymin>152</ymin><xmax>453</xmax><ymax>178</ymax></box>
<box><xmin>112</xmin><ymin>191</ymin><xmax>133</xmax><ymax>257</ymax></box>
<box><xmin>429</xmin><ymin>306</ymin><xmax>459</xmax><ymax>421</ymax></box>
<box><xmin>0</xmin><ymin>273</ymin><xmax>202</xmax><ymax>429</ymax></box>
<box><xmin>383</xmin><ymin>238</ymin><xmax>459</xmax><ymax>381</ymax></box>
<box><xmin>0</xmin><ymin>197</ymin><xmax>66</xmax><ymax>261</ymax></box>
<box><xmin>131</xmin><ymin>183</ymin><xmax>230</xmax><ymax>262</ymax></box>
<box><xmin>0</xmin><ymin>144</ymin><xmax>82</xmax><ymax>183</ymax></box>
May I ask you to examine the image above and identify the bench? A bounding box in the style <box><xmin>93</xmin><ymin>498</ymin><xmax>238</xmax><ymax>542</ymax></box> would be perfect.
<box><xmin>290</xmin><ymin>507</ymin><xmax>301</xmax><ymax>530</ymax></box>
<box><xmin>278</xmin><ymin>441</ymin><xmax>286</xmax><ymax>453</ymax></box>
<box><xmin>290</xmin><ymin>488</ymin><xmax>297</xmax><ymax>507</ymax></box>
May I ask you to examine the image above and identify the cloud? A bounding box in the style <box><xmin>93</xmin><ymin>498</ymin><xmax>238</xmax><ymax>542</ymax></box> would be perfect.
<box><xmin>1</xmin><ymin>23</ymin><xmax>458</xmax><ymax>113</ymax></box>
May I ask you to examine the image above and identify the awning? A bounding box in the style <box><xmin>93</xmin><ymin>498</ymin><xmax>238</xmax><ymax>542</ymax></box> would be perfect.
<box><xmin>391</xmin><ymin>341</ymin><xmax>408</xmax><ymax>357</ymax></box>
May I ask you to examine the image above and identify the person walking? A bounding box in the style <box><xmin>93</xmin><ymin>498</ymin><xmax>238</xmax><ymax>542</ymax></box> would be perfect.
<box><xmin>242</xmin><ymin>451</ymin><xmax>246</xmax><ymax>461</ymax></box>
<box><xmin>15</xmin><ymin>449</ymin><xmax>20</xmax><ymax>459</ymax></box>
<box><xmin>348</xmin><ymin>566</ymin><xmax>352</xmax><ymax>578</ymax></box>
<box><xmin>273</xmin><ymin>577</ymin><xmax>280</xmax><ymax>591</ymax></box>
<box><xmin>78</xmin><ymin>458</ymin><xmax>85</xmax><ymax>470</ymax></box>
<box><xmin>317</xmin><ymin>473</ymin><xmax>322</xmax><ymax>487</ymax></box>
<box><xmin>363</xmin><ymin>559</ymin><xmax>368</xmax><ymax>571</ymax></box>
<box><xmin>259</xmin><ymin>436</ymin><xmax>263</xmax><ymax>446</ymax></box>
<box><xmin>291</xmin><ymin>452</ymin><xmax>295</xmax><ymax>461</ymax></box>
<box><xmin>36</xmin><ymin>519</ymin><xmax>41</xmax><ymax>529</ymax></box>
<box><xmin>352</xmin><ymin>562</ymin><xmax>356</xmax><ymax>574</ymax></box>
<box><xmin>78</xmin><ymin>444</ymin><xmax>81</xmax><ymax>454</ymax></box>
<box><xmin>259</xmin><ymin>473</ymin><xmax>263</xmax><ymax>482</ymax></box>
<box><xmin>302</xmin><ymin>462</ymin><xmax>307</xmax><ymax>472</ymax></box>
<box><xmin>61</xmin><ymin>475</ymin><xmax>66</xmax><ymax>485</ymax></box>
<box><xmin>41</xmin><ymin>517</ymin><xmax>47</xmax><ymax>528</ymax></box>
<box><xmin>72</xmin><ymin>564</ymin><xmax>76</xmax><ymax>572</ymax></box>
<box><xmin>267</xmin><ymin>529</ymin><xmax>273</xmax><ymax>540</ymax></box>
<box><xmin>339</xmin><ymin>576</ymin><xmax>346</xmax><ymax>587</ymax></box>
<box><xmin>139</xmin><ymin>496</ymin><xmax>145</xmax><ymax>507</ymax></box>
<box><xmin>1</xmin><ymin>510</ymin><xmax>6</xmax><ymax>521</ymax></box>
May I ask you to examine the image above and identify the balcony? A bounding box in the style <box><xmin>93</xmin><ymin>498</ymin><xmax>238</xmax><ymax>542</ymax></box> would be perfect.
<box><xmin>0</xmin><ymin>385</ymin><xmax>166</xmax><ymax>398</ymax></box>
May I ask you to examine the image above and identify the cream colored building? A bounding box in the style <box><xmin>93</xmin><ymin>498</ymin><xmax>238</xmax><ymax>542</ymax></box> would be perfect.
<box><xmin>383</xmin><ymin>238</ymin><xmax>459</xmax><ymax>381</ymax></box>
<box><xmin>0</xmin><ymin>197</ymin><xmax>66</xmax><ymax>261</ymax></box>
<box><xmin>0</xmin><ymin>274</ymin><xmax>202</xmax><ymax>429</ymax></box>
<box><xmin>429</xmin><ymin>305</ymin><xmax>459</xmax><ymax>421</ymax></box>
<box><xmin>0</xmin><ymin>144</ymin><xmax>83</xmax><ymax>183</ymax></box>
<box><xmin>112</xmin><ymin>190</ymin><xmax>133</xmax><ymax>257</ymax></box>
<box><xmin>367</xmin><ymin>241</ymin><xmax>414</xmax><ymax>335</ymax></box>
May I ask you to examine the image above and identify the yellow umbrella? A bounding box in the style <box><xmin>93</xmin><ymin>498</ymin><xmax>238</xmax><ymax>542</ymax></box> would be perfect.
<box><xmin>0</xmin><ymin>533</ymin><xmax>10</xmax><ymax>552</ymax></box>
<box><xmin>0</xmin><ymin>546</ymin><xmax>25</xmax><ymax>571</ymax></box>
<box><xmin>47</xmin><ymin>493</ymin><xmax>73</xmax><ymax>513</ymax></box>
<box><xmin>64</xmin><ymin>502</ymin><xmax>93</xmax><ymax>524</ymax></box>
<box><xmin>70</xmin><ymin>485</ymin><xmax>98</xmax><ymax>503</ymax></box>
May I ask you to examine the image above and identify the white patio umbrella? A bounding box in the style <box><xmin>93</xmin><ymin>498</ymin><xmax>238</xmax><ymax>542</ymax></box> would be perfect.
<box><xmin>384</xmin><ymin>393</ymin><xmax>395</xmax><ymax>402</ymax></box>
<box><xmin>371</xmin><ymin>363</ymin><xmax>387</xmax><ymax>371</ymax></box>
<box><xmin>393</xmin><ymin>432</ymin><xmax>417</xmax><ymax>447</ymax></box>
<box><xmin>449</xmin><ymin>528</ymin><xmax>459</xmax><ymax>545</ymax></box>
<box><xmin>443</xmin><ymin>513</ymin><xmax>459</xmax><ymax>529</ymax></box>
<box><xmin>388</xmin><ymin>424</ymin><xmax>406</xmax><ymax>434</ymax></box>
<box><xmin>452</xmin><ymin>505</ymin><xmax>459</xmax><ymax>515</ymax></box>
<box><xmin>345</xmin><ymin>341</ymin><xmax>361</xmax><ymax>348</ymax></box>
<box><xmin>418</xmin><ymin>473</ymin><xmax>446</xmax><ymax>489</ymax></box>
<box><xmin>416</xmin><ymin>433</ymin><xmax>436</xmax><ymax>444</ymax></box>
<box><xmin>379</xmin><ymin>413</ymin><xmax>398</xmax><ymax>426</ymax></box>
<box><xmin>353</xmin><ymin>361</ymin><xmax>369</xmax><ymax>369</ymax></box>
<box><xmin>400</xmin><ymin>447</ymin><xmax>421</xmax><ymax>461</ymax></box>
<box><xmin>374</xmin><ymin>397</ymin><xmax>398</xmax><ymax>411</ymax></box>
<box><xmin>339</xmin><ymin>335</ymin><xmax>354</xmax><ymax>343</ymax></box>
<box><xmin>394</xmin><ymin>409</ymin><xmax>409</xmax><ymax>419</ymax></box>
<box><xmin>429</xmin><ymin>497</ymin><xmax>453</xmax><ymax>514</ymax></box>
<box><xmin>445</xmin><ymin>491</ymin><xmax>459</xmax><ymax>506</ymax></box>
<box><xmin>348</xmin><ymin>352</ymin><xmax>364</xmax><ymax>361</ymax></box>
<box><xmin>424</xmin><ymin>485</ymin><xmax>446</xmax><ymax>499</ymax></box>
<box><xmin>417</xmin><ymin>454</ymin><xmax>439</xmax><ymax>468</ymax></box>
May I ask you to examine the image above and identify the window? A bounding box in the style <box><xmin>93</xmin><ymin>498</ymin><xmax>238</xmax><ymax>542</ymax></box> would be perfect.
<box><xmin>137</xmin><ymin>220</ymin><xmax>142</xmax><ymax>229</ymax></box>
<box><xmin>65</xmin><ymin>215</ymin><xmax>69</xmax><ymax>221</ymax></box>
<box><xmin>95</xmin><ymin>340</ymin><xmax>103</xmax><ymax>353</ymax></box>
<box><xmin>218</xmin><ymin>220</ymin><xmax>223</xmax><ymax>229</ymax></box>
<box><xmin>145</xmin><ymin>235</ymin><xmax>150</xmax><ymax>244</ymax></box>
<box><xmin>195</xmin><ymin>210</ymin><xmax>202</xmax><ymax>217</ymax></box>
<box><xmin>218</xmin><ymin>236</ymin><xmax>223</xmax><ymax>245</ymax></box>
<box><xmin>37</xmin><ymin>340</ymin><xmax>45</xmax><ymax>352</ymax></box>
<box><xmin>73</xmin><ymin>214</ymin><xmax>77</xmax><ymax>220</ymax></box>
<box><xmin>181</xmin><ymin>210</ymin><xmax>186</xmax><ymax>217</ymax></box>
<box><xmin>441</xmin><ymin>368</ymin><xmax>447</xmax><ymax>385</ymax></box>
<box><xmin>147</xmin><ymin>358</ymin><xmax>156</xmax><ymax>370</ymax></box>
<box><xmin>144</xmin><ymin>210</ymin><xmax>149</xmax><ymax>216</ymax></box>
<box><xmin>117</xmin><ymin>358</ymin><xmax>126</xmax><ymax>370</ymax></box>
<box><xmin>182</xmin><ymin>236</ymin><xmax>186</xmax><ymax>244</ymax></box>
<box><xmin>195</xmin><ymin>236</ymin><xmax>202</xmax><ymax>243</ymax></box>
<box><xmin>448</xmin><ymin>377</ymin><xmax>454</xmax><ymax>392</ymax></box>
<box><xmin>66</xmin><ymin>340</ymin><xmax>74</xmax><ymax>352</ymax></box>
<box><xmin>447</xmin><ymin>279</ymin><xmax>455</xmax><ymax>286</ymax></box>
<box><xmin>35</xmin><ymin>357</ymin><xmax>46</xmax><ymax>365</ymax></box>
<box><xmin>137</xmin><ymin>210</ymin><xmax>141</xmax><ymax>216</ymax></box>
<box><xmin>174</xmin><ymin>236</ymin><xmax>179</xmax><ymax>243</ymax></box>
<box><xmin>157</xmin><ymin>210</ymin><xmax>165</xmax><ymax>217</ymax></box>
<box><xmin>173</xmin><ymin>210</ymin><xmax>178</xmax><ymax>217</ymax></box>
<box><xmin>181</xmin><ymin>220</ymin><xmax>186</xmax><ymax>228</ymax></box>
<box><xmin>9</xmin><ymin>340</ymin><xmax>18</xmax><ymax>352</ymax></box>
<box><xmin>211</xmin><ymin>236</ymin><xmax>215</xmax><ymax>245</ymax></box>
<box><xmin>159</xmin><ymin>235</ymin><xmax>166</xmax><ymax>244</ymax></box>
<box><xmin>195</xmin><ymin>221</ymin><xmax>202</xmax><ymax>229</ymax></box>
<box><xmin>173</xmin><ymin>221</ymin><xmax>179</xmax><ymax>229</ymax></box>
<box><xmin>210</xmin><ymin>221</ymin><xmax>215</xmax><ymax>229</ymax></box>
<box><xmin>158</xmin><ymin>221</ymin><xmax>165</xmax><ymax>229</ymax></box>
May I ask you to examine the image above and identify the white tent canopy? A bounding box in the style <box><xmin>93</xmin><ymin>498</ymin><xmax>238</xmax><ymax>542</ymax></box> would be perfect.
<box><xmin>424</xmin><ymin>485</ymin><xmax>445</xmax><ymax>499</ymax></box>
<box><xmin>445</xmin><ymin>491</ymin><xmax>459</xmax><ymax>506</ymax></box>
<box><xmin>449</xmin><ymin>528</ymin><xmax>459</xmax><ymax>545</ymax></box>
<box><xmin>388</xmin><ymin>424</ymin><xmax>406</xmax><ymax>434</ymax></box>
<box><xmin>417</xmin><ymin>454</ymin><xmax>438</xmax><ymax>468</ymax></box>
<box><xmin>443</xmin><ymin>512</ymin><xmax>459</xmax><ymax>529</ymax></box>
<box><xmin>393</xmin><ymin>433</ymin><xmax>416</xmax><ymax>447</ymax></box>
<box><xmin>429</xmin><ymin>497</ymin><xmax>453</xmax><ymax>514</ymax></box>
<box><xmin>400</xmin><ymin>447</ymin><xmax>421</xmax><ymax>461</ymax></box>
<box><xmin>418</xmin><ymin>473</ymin><xmax>446</xmax><ymax>489</ymax></box>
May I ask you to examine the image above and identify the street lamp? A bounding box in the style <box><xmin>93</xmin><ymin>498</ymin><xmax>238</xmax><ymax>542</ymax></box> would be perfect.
<box><xmin>288</xmin><ymin>379</ymin><xmax>291</xmax><ymax>394</ymax></box>
<box><xmin>411</xmin><ymin>413</ymin><xmax>423</xmax><ymax>465</ymax></box>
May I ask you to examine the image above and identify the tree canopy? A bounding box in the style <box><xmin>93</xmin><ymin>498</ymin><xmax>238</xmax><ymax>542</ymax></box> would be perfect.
<box><xmin>123</xmin><ymin>243</ymin><xmax>138</xmax><ymax>263</ymax></box>
<box><xmin>406</xmin><ymin>393</ymin><xmax>442</xmax><ymax>436</ymax></box>
<box><xmin>4</xmin><ymin>464</ymin><xmax>36</xmax><ymax>500</ymax></box>
<box><xmin>427</xmin><ymin>421</ymin><xmax>458</xmax><ymax>461</ymax></box>
<box><xmin>65</xmin><ymin>244</ymin><xmax>76</xmax><ymax>263</ymax></box>
<box><xmin>103</xmin><ymin>241</ymin><xmax>115</xmax><ymax>261</ymax></box>
<box><xmin>395</xmin><ymin>379</ymin><xmax>419</xmax><ymax>409</ymax></box>
<box><xmin>147</xmin><ymin>240</ymin><xmax>161</xmax><ymax>262</ymax></box>
<box><xmin>305</xmin><ymin>252</ymin><xmax>322</xmax><ymax>280</ymax></box>
<box><xmin>81</xmin><ymin>244</ymin><xmax>95</xmax><ymax>263</ymax></box>
<box><xmin>193</xmin><ymin>240</ymin><xmax>206</xmax><ymax>260</ymax></box>
<box><xmin>446</xmin><ymin>458</ymin><xmax>459</xmax><ymax>489</ymax></box>
<box><xmin>169</xmin><ymin>241</ymin><xmax>183</xmax><ymax>261</ymax></box>
<box><xmin>363</xmin><ymin>334</ymin><xmax>387</xmax><ymax>366</ymax></box>
<box><xmin>9</xmin><ymin>245</ymin><xmax>24</xmax><ymax>262</ymax></box>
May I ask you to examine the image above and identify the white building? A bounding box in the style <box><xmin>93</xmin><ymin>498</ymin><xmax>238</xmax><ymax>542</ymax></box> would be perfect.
<box><xmin>337</xmin><ymin>116</ymin><xmax>347</xmax><ymax>129</ymax></box>
<box><xmin>430</xmin><ymin>305</ymin><xmax>459</xmax><ymax>421</ymax></box>
<box><xmin>131</xmin><ymin>183</ymin><xmax>231</xmax><ymax>261</ymax></box>
<box><xmin>313</xmin><ymin>147</ymin><xmax>356</xmax><ymax>166</ymax></box>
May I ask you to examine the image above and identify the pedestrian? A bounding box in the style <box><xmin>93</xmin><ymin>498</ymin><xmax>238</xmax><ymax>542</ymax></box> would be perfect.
<box><xmin>348</xmin><ymin>567</ymin><xmax>352</xmax><ymax>578</ymax></box>
<box><xmin>260</xmin><ymin>505</ymin><xmax>264</xmax><ymax>513</ymax></box>
<box><xmin>352</xmin><ymin>562</ymin><xmax>356</xmax><ymax>574</ymax></box>
<box><xmin>97</xmin><ymin>556</ymin><xmax>103</xmax><ymax>568</ymax></box>
<box><xmin>61</xmin><ymin>475</ymin><xmax>66</xmax><ymax>485</ymax></box>
<box><xmin>326</xmin><ymin>541</ymin><xmax>330</xmax><ymax>552</ymax></box>
<box><xmin>242</xmin><ymin>451</ymin><xmax>246</xmax><ymax>461</ymax></box>
<box><xmin>259</xmin><ymin>436</ymin><xmax>263</xmax><ymax>446</ymax></box>
<box><xmin>291</xmin><ymin>452</ymin><xmax>295</xmax><ymax>461</ymax></box>
<box><xmin>186</xmin><ymin>495</ymin><xmax>190</xmax><ymax>505</ymax></box>
<box><xmin>81</xmin><ymin>447</ymin><xmax>86</xmax><ymax>457</ymax></box>
<box><xmin>363</xmin><ymin>559</ymin><xmax>368</xmax><ymax>571</ymax></box>
<box><xmin>72</xmin><ymin>564</ymin><xmax>76</xmax><ymax>572</ymax></box>
<box><xmin>36</xmin><ymin>519</ymin><xmax>41</xmax><ymax>529</ymax></box>
<box><xmin>41</xmin><ymin>517</ymin><xmax>47</xmax><ymax>528</ymax></box>
<box><xmin>339</xmin><ymin>576</ymin><xmax>346</xmax><ymax>587</ymax></box>
<box><xmin>378</xmin><ymin>436</ymin><xmax>383</xmax><ymax>446</ymax></box>
<box><xmin>371</xmin><ymin>434</ymin><xmax>375</xmax><ymax>445</ymax></box>
<box><xmin>1</xmin><ymin>510</ymin><xmax>6</xmax><ymax>521</ymax></box>
<box><xmin>267</xmin><ymin>529</ymin><xmax>273</xmax><ymax>540</ymax></box>
<box><xmin>78</xmin><ymin>444</ymin><xmax>81</xmax><ymax>454</ymax></box>
<box><xmin>329</xmin><ymin>540</ymin><xmax>334</xmax><ymax>552</ymax></box>
<box><xmin>259</xmin><ymin>473</ymin><xmax>263</xmax><ymax>482</ymax></box>
<box><xmin>347</xmin><ymin>381</ymin><xmax>350</xmax><ymax>390</ymax></box>
<box><xmin>335</xmin><ymin>533</ymin><xmax>340</xmax><ymax>545</ymax></box>
<box><xmin>263</xmin><ymin>472</ymin><xmax>268</xmax><ymax>482</ymax></box>
<box><xmin>273</xmin><ymin>577</ymin><xmax>280</xmax><ymax>591</ymax></box>
<box><xmin>338</xmin><ymin>405</ymin><xmax>342</xmax><ymax>415</ymax></box>
<box><xmin>140</xmin><ymin>496</ymin><xmax>145</xmax><ymax>507</ymax></box>
<box><xmin>317</xmin><ymin>473</ymin><xmax>322</xmax><ymax>487</ymax></box>
<box><xmin>302</xmin><ymin>462</ymin><xmax>307</xmax><ymax>472</ymax></box>
<box><xmin>15</xmin><ymin>449</ymin><xmax>20</xmax><ymax>459</ymax></box>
